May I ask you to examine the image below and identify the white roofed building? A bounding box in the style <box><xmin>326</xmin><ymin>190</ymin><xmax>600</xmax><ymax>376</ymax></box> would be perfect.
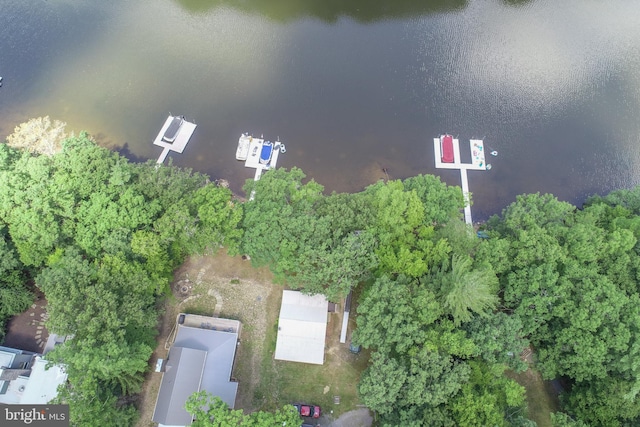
<box><xmin>0</xmin><ymin>346</ymin><xmax>67</xmax><ymax>404</ymax></box>
<box><xmin>274</xmin><ymin>290</ymin><xmax>329</xmax><ymax>365</ymax></box>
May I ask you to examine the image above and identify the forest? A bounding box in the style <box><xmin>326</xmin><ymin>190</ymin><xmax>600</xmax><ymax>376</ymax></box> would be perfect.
<box><xmin>2</xmin><ymin>122</ymin><xmax>640</xmax><ymax>426</ymax></box>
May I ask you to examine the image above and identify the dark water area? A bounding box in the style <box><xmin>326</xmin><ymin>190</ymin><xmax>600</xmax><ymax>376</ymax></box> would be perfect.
<box><xmin>1</xmin><ymin>0</ymin><xmax>640</xmax><ymax>221</ymax></box>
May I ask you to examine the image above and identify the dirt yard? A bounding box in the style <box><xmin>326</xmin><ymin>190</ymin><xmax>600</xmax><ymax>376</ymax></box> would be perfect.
<box><xmin>1</xmin><ymin>290</ymin><xmax>49</xmax><ymax>353</ymax></box>
<box><xmin>135</xmin><ymin>248</ymin><xmax>369</xmax><ymax>426</ymax></box>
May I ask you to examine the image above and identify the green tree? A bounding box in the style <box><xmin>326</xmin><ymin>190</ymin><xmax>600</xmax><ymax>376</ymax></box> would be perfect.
<box><xmin>292</xmin><ymin>229</ymin><xmax>378</xmax><ymax>300</ymax></box>
<box><xmin>550</xmin><ymin>412</ymin><xmax>588</xmax><ymax>427</ymax></box>
<box><xmin>402</xmin><ymin>174</ymin><xmax>464</xmax><ymax>225</ymax></box>
<box><xmin>355</xmin><ymin>274</ymin><xmax>475</xmax><ymax>421</ymax></box>
<box><xmin>240</xmin><ymin>167</ymin><xmax>324</xmax><ymax>270</ymax></box>
<box><xmin>358</xmin><ymin>352</ymin><xmax>408</xmax><ymax>414</ymax></box>
<box><xmin>438</xmin><ymin>254</ymin><xmax>499</xmax><ymax>326</ymax></box>
<box><xmin>565</xmin><ymin>378</ymin><xmax>640</xmax><ymax>427</ymax></box>
<box><xmin>54</xmin><ymin>385</ymin><xmax>139</xmax><ymax>427</ymax></box>
<box><xmin>451</xmin><ymin>361</ymin><xmax>526</xmax><ymax>427</ymax></box>
<box><xmin>0</xmin><ymin>226</ymin><xmax>32</xmax><ymax>327</ymax></box>
<box><xmin>365</xmin><ymin>180</ymin><xmax>450</xmax><ymax>277</ymax></box>
<box><xmin>354</xmin><ymin>275</ymin><xmax>443</xmax><ymax>353</ymax></box>
<box><xmin>185</xmin><ymin>391</ymin><xmax>302</xmax><ymax>426</ymax></box>
<box><xmin>38</xmin><ymin>248</ymin><xmax>157</xmax><ymax>422</ymax></box>
<box><xmin>464</xmin><ymin>312</ymin><xmax>529</xmax><ymax>372</ymax></box>
<box><xmin>241</xmin><ymin>168</ymin><xmax>374</xmax><ymax>298</ymax></box>
<box><xmin>484</xmin><ymin>191</ymin><xmax>640</xmax><ymax>425</ymax></box>
<box><xmin>189</xmin><ymin>184</ymin><xmax>243</xmax><ymax>252</ymax></box>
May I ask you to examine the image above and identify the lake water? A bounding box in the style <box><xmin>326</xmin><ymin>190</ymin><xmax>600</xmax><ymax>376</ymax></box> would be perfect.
<box><xmin>1</xmin><ymin>0</ymin><xmax>640</xmax><ymax>220</ymax></box>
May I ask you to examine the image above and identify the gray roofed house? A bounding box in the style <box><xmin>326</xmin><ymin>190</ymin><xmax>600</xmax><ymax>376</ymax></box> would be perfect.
<box><xmin>152</xmin><ymin>347</ymin><xmax>207</xmax><ymax>426</ymax></box>
<box><xmin>152</xmin><ymin>314</ymin><xmax>241</xmax><ymax>427</ymax></box>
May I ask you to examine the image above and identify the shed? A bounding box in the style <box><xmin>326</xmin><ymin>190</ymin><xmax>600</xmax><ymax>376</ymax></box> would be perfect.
<box><xmin>274</xmin><ymin>290</ymin><xmax>328</xmax><ymax>365</ymax></box>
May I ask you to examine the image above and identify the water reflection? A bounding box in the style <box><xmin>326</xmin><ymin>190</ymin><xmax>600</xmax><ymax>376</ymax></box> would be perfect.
<box><xmin>174</xmin><ymin>0</ymin><xmax>466</xmax><ymax>22</ymax></box>
<box><xmin>1</xmin><ymin>0</ymin><xmax>639</xmax><ymax>221</ymax></box>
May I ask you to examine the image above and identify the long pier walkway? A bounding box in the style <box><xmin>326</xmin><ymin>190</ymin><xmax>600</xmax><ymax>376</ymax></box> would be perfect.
<box><xmin>433</xmin><ymin>137</ymin><xmax>488</xmax><ymax>225</ymax></box>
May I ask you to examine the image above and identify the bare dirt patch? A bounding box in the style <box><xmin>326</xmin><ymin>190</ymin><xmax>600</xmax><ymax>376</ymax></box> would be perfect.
<box><xmin>2</xmin><ymin>290</ymin><xmax>49</xmax><ymax>353</ymax></box>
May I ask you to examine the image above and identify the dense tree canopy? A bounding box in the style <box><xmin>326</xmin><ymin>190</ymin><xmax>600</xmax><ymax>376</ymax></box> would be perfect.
<box><xmin>0</xmin><ymin>133</ymin><xmax>242</xmax><ymax>425</ymax></box>
<box><xmin>0</xmin><ymin>226</ymin><xmax>32</xmax><ymax>337</ymax></box>
<box><xmin>483</xmin><ymin>191</ymin><xmax>640</xmax><ymax>426</ymax></box>
<box><xmin>354</xmin><ymin>270</ymin><xmax>525</xmax><ymax>426</ymax></box>
<box><xmin>6</xmin><ymin>121</ymin><xmax>640</xmax><ymax>426</ymax></box>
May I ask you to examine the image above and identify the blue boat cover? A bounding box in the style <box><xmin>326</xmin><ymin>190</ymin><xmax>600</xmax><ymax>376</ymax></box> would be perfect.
<box><xmin>260</xmin><ymin>143</ymin><xmax>273</xmax><ymax>163</ymax></box>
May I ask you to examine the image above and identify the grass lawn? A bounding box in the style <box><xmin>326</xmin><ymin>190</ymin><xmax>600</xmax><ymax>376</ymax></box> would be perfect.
<box><xmin>252</xmin><ymin>289</ymin><xmax>369</xmax><ymax>417</ymax></box>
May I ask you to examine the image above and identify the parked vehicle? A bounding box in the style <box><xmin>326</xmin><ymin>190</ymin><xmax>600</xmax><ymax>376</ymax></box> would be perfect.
<box><xmin>294</xmin><ymin>403</ymin><xmax>321</xmax><ymax>418</ymax></box>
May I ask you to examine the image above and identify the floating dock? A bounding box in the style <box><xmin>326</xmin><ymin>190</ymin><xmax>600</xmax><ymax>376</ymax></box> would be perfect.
<box><xmin>153</xmin><ymin>115</ymin><xmax>197</xmax><ymax>164</ymax></box>
<box><xmin>238</xmin><ymin>135</ymin><xmax>286</xmax><ymax>200</ymax></box>
<box><xmin>243</xmin><ymin>138</ymin><xmax>283</xmax><ymax>181</ymax></box>
<box><xmin>433</xmin><ymin>137</ymin><xmax>488</xmax><ymax>225</ymax></box>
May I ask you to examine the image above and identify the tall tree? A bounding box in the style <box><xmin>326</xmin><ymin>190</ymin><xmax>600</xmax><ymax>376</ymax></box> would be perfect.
<box><xmin>365</xmin><ymin>180</ymin><xmax>450</xmax><ymax>277</ymax></box>
<box><xmin>0</xmin><ymin>226</ymin><xmax>32</xmax><ymax>330</ymax></box>
<box><xmin>437</xmin><ymin>254</ymin><xmax>499</xmax><ymax>326</ymax></box>
<box><xmin>402</xmin><ymin>174</ymin><xmax>464</xmax><ymax>225</ymax></box>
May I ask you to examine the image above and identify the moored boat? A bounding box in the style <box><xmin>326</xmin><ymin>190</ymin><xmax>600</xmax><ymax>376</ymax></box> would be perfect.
<box><xmin>236</xmin><ymin>133</ymin><xmax>252</xmax><ymax>160</ymax></box>
<box><xmin>260</xmin><ymin>141</ymin><xmax>273</xmax><ymax>165</ymax></box>
<box><xmin>163</xmin><ymin>115</ymin><xmax>184</xmax><ymax>143</ymax></box>
<box><xmin>440</xmin><ymin>134</ymin><xmax>454</xmax><ymax>163</ymax></box>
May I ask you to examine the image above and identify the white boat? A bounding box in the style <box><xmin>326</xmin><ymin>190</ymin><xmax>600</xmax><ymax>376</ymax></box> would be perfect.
<box><xmin>236</xmin><ymin>133</ymin><xmax>252</xmax><ymax>161</ymax></box>
<box><xmin>162</xmin><ymin>116</ymin><xmax>184</xmax><ymax>143</ymax></box>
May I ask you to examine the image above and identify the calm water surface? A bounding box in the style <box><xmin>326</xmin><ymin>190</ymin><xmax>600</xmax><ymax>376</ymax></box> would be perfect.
<box><xmin>1</xmin><ymin>0</ymin><xmax>640</xmax><ymax>219</ymax></box>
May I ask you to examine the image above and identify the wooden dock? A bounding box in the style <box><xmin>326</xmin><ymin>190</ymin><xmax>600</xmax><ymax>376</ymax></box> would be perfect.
<box><xmin>153</xmin><ymin>115</ymin><xmax>197</xmax><ymax>164</ymax></box>
<box><xmin>433</xmin><ymin>137</ymin><xmax>488</xmax><ymax>225</ymax></box>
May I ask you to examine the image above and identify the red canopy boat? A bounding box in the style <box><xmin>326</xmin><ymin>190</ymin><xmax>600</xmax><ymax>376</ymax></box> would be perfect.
<box><xmin>441</xmin><ymin>134</ymin><xmax>454</xmax><ymax>163</ymax></box>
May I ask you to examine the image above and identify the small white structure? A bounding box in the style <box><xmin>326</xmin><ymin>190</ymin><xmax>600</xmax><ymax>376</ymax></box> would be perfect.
<box><xmin>153</xmin><ymin>115</ymin><xmax>197</xmax><ymax>164</ymax></box>
<box><xmin>275</xmin><ymin>291</ymin><xmax>328</xmax><ymax>365</ymax></box>
<box><xmin>339</xmin><ymin>291</ymin><xmax>352</xmax><ymax>344</ymax></box>
<box><xmin>237</xmin><ymin>134</ymin><xmax>285</xmax><ymax>179</ymax></box>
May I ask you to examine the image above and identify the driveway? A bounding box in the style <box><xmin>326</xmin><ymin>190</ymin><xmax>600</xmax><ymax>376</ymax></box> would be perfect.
<box><xmin>322</xmin><ymin>408</ymin><xmax>373</xmax><ymax>427</ymax></box>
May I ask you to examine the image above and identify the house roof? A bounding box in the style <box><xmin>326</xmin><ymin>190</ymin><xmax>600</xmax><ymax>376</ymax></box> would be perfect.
<box><xmin>274</xmin><ymin>290</ymin><xmax>329</xmax><ymax>365</ymax></box>
<box><xmin>20</xmin><ymin>357</ymin><xmax>68</xmax><ymax>404</ymax></box>
<box><xmin>152</xmin><ymin>315</ymin><xmax>241</xmax><ymax>427</ymax></box>
<box><xmin>152</xmin><ymin>347</ymin><xmax>207</xmax><ymax>426</ymax></box>
<box><xmin>0</xmin><ymin>347</ymin><xmax>66</xmax><ymax>405</ymax></box>
<box><xmin>172</xmin><ymin>325</ymin><xmax>239</xmax><ymax>408</ymax></box>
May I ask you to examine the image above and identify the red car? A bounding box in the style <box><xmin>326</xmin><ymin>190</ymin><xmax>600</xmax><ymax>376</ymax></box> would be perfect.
<box><xmin>294</xmin><ymin>403</ymin><xmax>321</xmax><ymax>418</ymax></box>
